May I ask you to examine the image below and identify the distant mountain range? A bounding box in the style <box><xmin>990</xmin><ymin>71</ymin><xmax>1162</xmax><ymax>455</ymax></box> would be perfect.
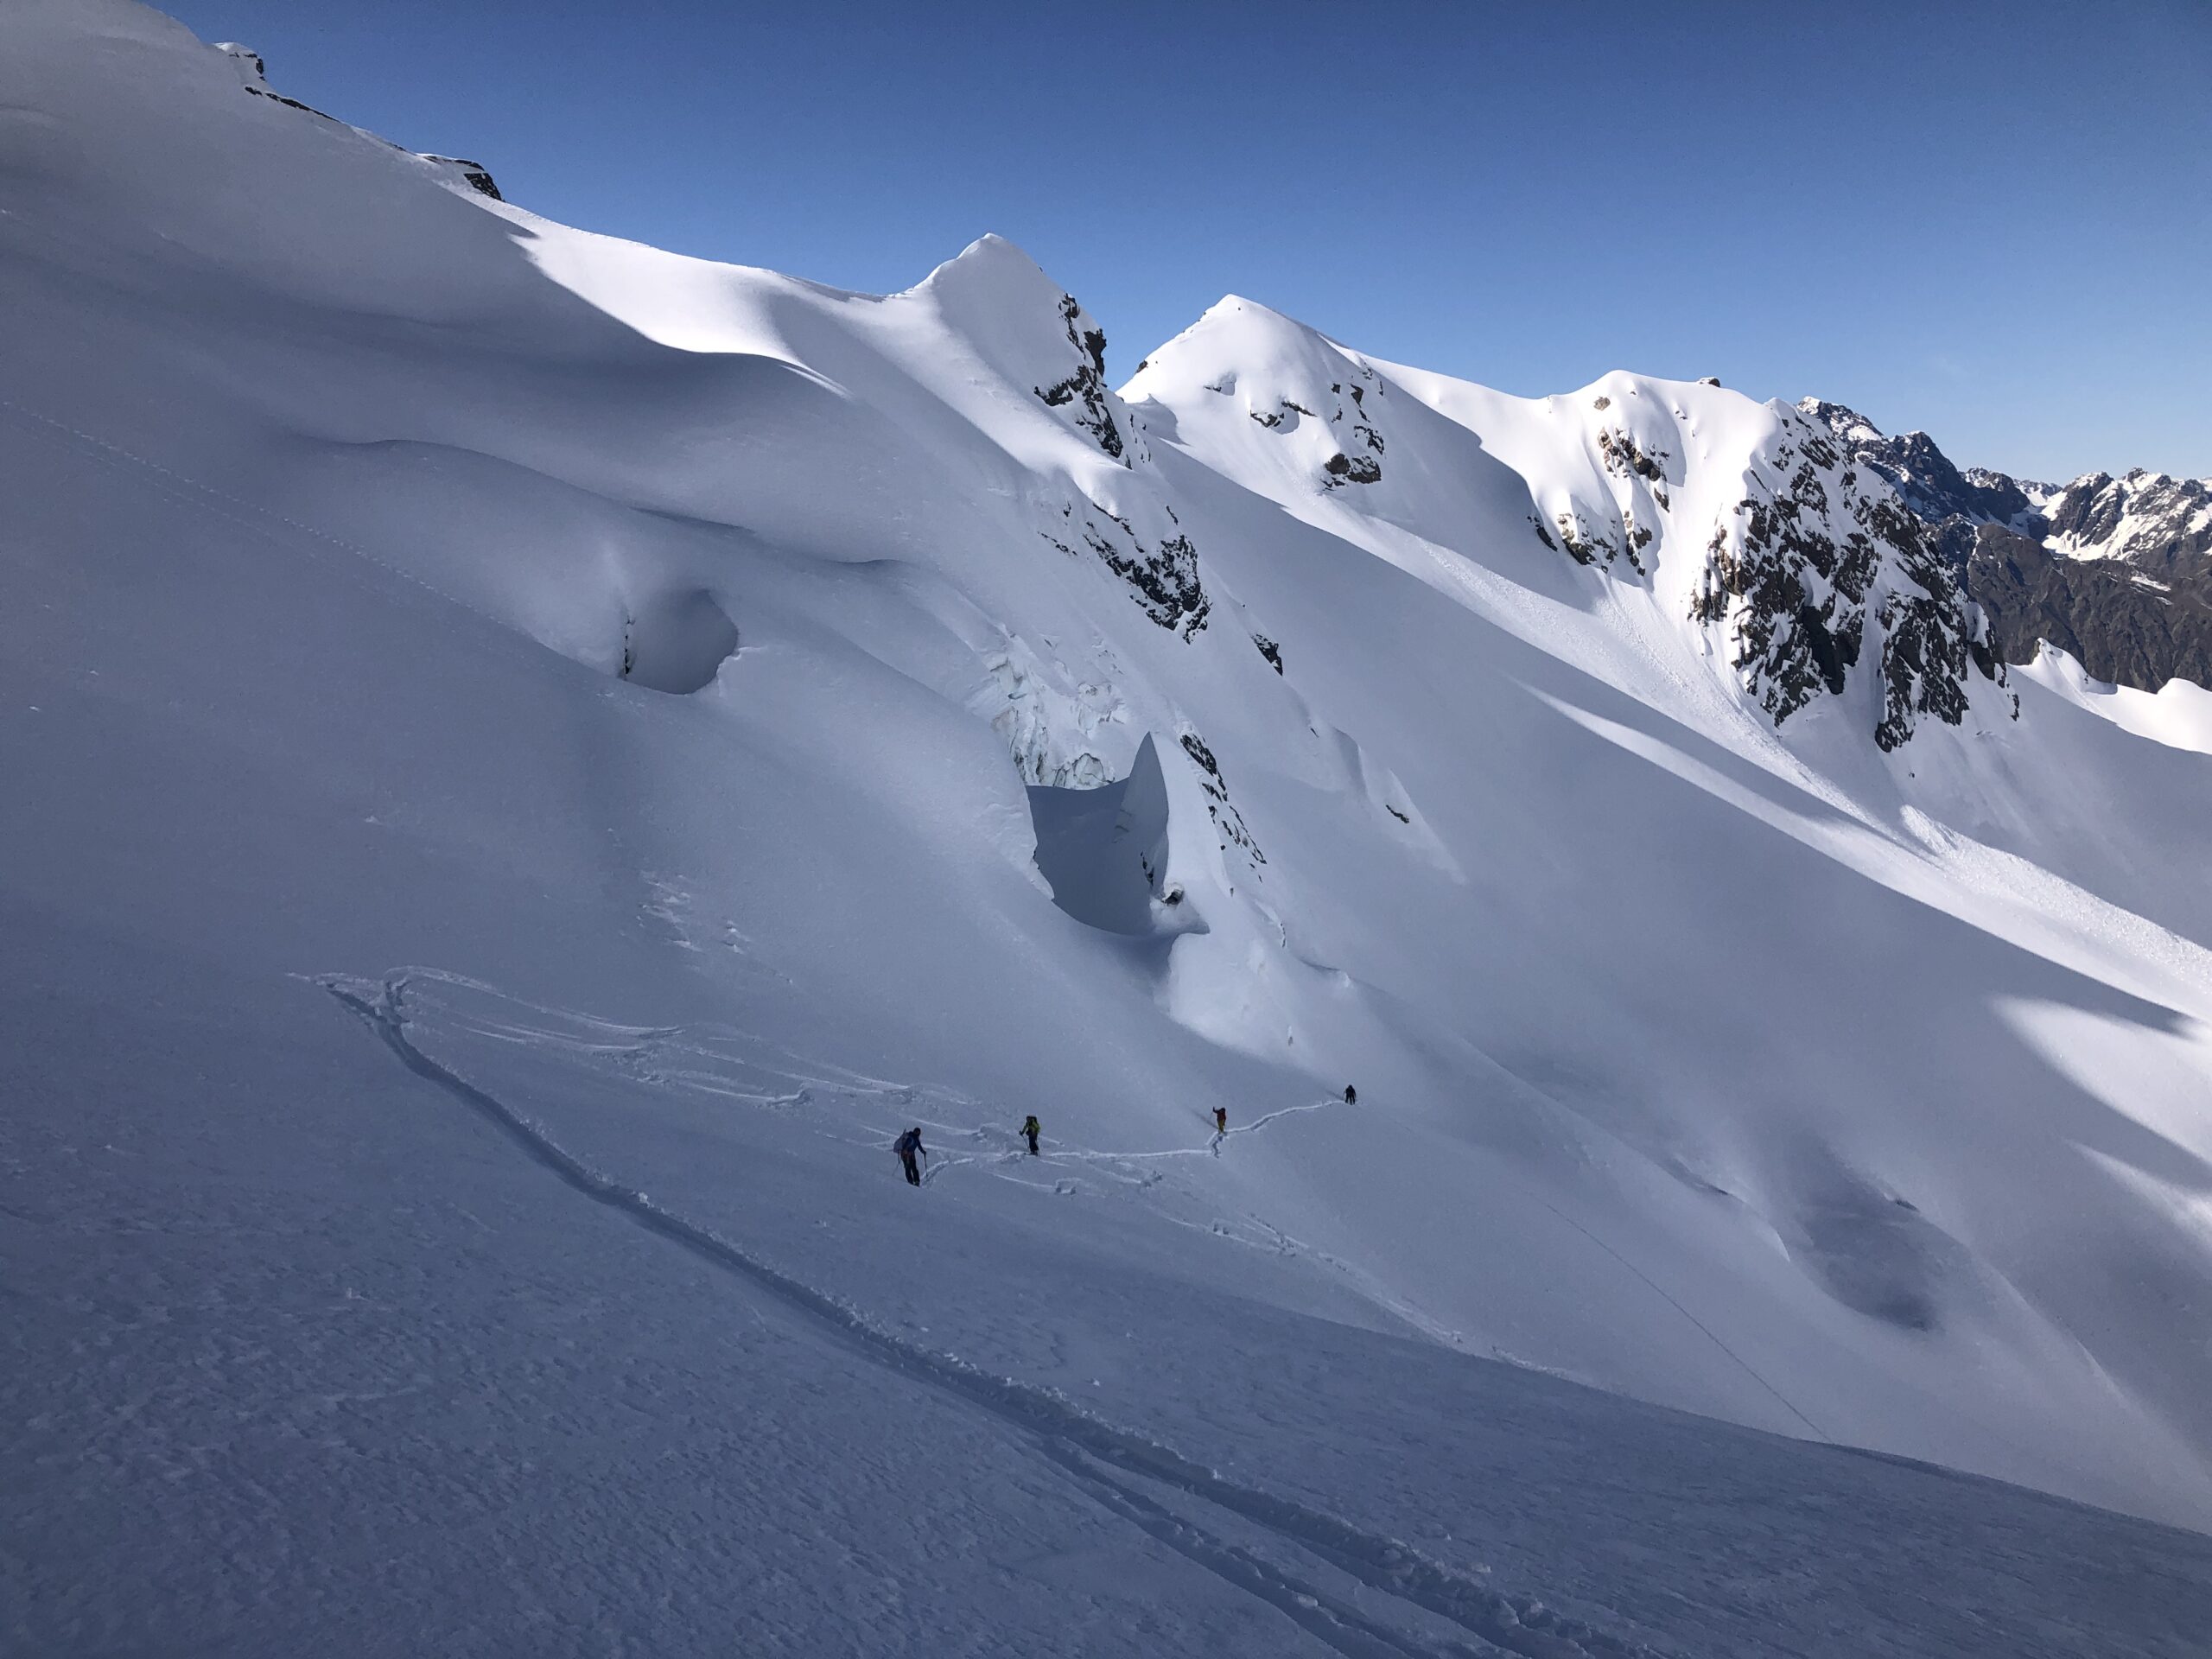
<box><xmin>1800</xmin><ymin>400</ymin><xmax>2212</xmax><ymax>694</ymax></box>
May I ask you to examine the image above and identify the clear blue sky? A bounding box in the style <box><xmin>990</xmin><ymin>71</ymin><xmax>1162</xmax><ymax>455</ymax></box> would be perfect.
<box><xmin>162</xmin><ymin>0</ymin><xmax>2209</xmax><ymax>482</ymax></box>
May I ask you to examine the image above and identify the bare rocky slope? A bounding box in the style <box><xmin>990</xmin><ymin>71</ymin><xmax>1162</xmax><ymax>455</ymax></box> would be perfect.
<box><xmin>1802</xmin><ymin>398</ymin><xmax>2212</xmax><ymax>693</ymax></box>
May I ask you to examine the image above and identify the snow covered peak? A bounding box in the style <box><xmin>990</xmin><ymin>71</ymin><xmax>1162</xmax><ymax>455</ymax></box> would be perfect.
<box><xmin>906</xmin><ymin>235</ymin><xmax>1139</xmax><ymax>467</ymax></box>
<box><xmin>2045</xmin><ymin>467</ymin><xmax>2212</xmax><ymax>563</ymax></box>
<box><xmin>1796</xmin><ymin>396</ymin><xmax>1886</xmax><ymax>447</ymax></box>
<box><xmin>912</xmin><ymin>232</ymin><xmax>1060</xmax><ymax>303</ymax></box>
<box><xmin>1128</xmin><ymin>293</ymin><xmax>1361</xmax><ymax>406</ymax></box>
<box><xmin>1128</xmin><ymin>297</ymin><xmax>1391</xmax><ymax>493</ymax></box>
<box><xmin>1135</xmin><ymin>315</ymin><xmax>2011</xmax><ymax>749</ymax></box>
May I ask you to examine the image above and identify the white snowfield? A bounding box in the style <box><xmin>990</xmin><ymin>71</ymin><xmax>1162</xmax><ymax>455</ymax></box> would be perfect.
<box><xmin>2018</xmin><ymin>642</ymin><xmax>2212</xmax><ymax>759</ymax></box>
<box><xmin>4</xmin><ymin>3</ymin><xmax>2210</xmax><ymax>1654</ymax></box>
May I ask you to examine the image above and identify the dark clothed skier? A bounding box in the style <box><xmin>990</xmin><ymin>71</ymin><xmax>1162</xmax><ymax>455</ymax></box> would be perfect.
<box><xmin>1343</xmin><ymin>1084</ymin><xmax>1357</xmax><ymax>1105</ymax></box>
<box><xmin>894</xmin><ymin>1126</ymin><xmax>925</xmax><ymax>1185</ymax></box>
<box><xmin>1020</xmin><ymin>1115</ymin><xmax>1041</xmax><ymax>1155</ymax></box>
<box><xmin>1212</xmin><ymin>1106</ymin><xmax>1228</xmax><ymax>1136</ymax></box>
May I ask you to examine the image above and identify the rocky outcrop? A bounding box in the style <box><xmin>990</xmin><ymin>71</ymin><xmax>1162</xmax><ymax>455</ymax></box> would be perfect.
<box><xmin>1802</xmin><ymin>397</ymin><xmax>2212</xmax><ymax>693</ymax></box>
<box><xmin>913</xmin><ymin>241</ymin><xmax>1198</xmax><ymax>638</ymax></box>
<box><xmin>1554</xmin><ymin>503</ymin><xmax>1637</xmax><ymax>571</ymax></box>
<box><xmin>1598</xmin><ymin>425</ymin><xmax>1669</xmax><ymax>492</ymax></box>
<box><xmin>1694</xmin><ymin>476</ymin><xmax>1867</xmax><ymax>724</ymax></box>
<box><xmin>1179</xmin><ymin>730</ymin><xmax>1264</xmax><ymax>871</ymax></box>
<box><xmin>240</xmin><ymin>83</ymin><xmax>339</xmax><ymax>122</ymax></box>
<box><xmin>213</xmin><ymin>41</ymin><xmax>265</xmax><ymax>79</ymax></box>
<box><xmin>420</xmin><ymin>156</ymin><xmax>503</xmax><ymax>201</ymax></box>
<box><xmin>1042</xmin><ymin>508</ymin><xmax>1209</xmax><ymax>639</ymax></box>
<box><xmin>1870</xmin><ymin>499</ymin><xmax>1991</xmax><ymax>752</ymax></box>
<box><xmin>1035</xmin><ymin>295</ymin><xmax>1127</xmax><ymax>462</ymax></box>
<box><xmin>1696</xmin><ymin>410</ymin><xmax>2010</xmax><ymax>747</ymax></box>
<box><xmin>1233</xmin><ymin>359</ymin><xmax>1389</xmax><ymax>490</ymax></box>
<box><xmin>1318</xmin><ymin>369</ymin><xmax>1386</xmax><ymax>489</ymax></box>
<box><xmin>1799</xmin><ymin>399</ymin><xmax>2042</xmax><ymax>560</ymax></box>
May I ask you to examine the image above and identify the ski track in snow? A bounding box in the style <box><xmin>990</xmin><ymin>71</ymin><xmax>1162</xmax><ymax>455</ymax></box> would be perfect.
<box><xmin>1055</xmin><ymin>1099</ymin><xmax>1331</xmax><ymax>1163</ymax></box>
<box><xmin>1516</xmin><ymin>1194</ymin><xmax>1827</xmax><ymax>1440</ymax></box>
<box><xmin>326</xmin><ymin>966</ymin><xmax>1826</xmax><ymax>1421</ymax></box>
<box><xmin>323</xmin><ymin>969</ymin><xmax>1674</xmax><ymax>1659</ymax></box>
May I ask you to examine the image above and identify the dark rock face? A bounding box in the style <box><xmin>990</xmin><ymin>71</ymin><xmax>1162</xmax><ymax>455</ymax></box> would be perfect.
<box><xmin>1233</xmin><ymin>360</ymin><xmax>1387</xmax><ymax>491</ymax></box>
<box><xmin>1598</xmin><ymin>426</ymin><xmax>1668</xmax><ymax>489</ymax></box>
<box><xmin>243</xmin><ymin>83</ymin><xmax>340</xmax><ymax>123</ymax></box>
<box><xmin>1694</xmin><ymin>430</ymin><xmax>1872</xmax><ymax>728</ymax></box>
<box><xmin>1042</xmin><ymin>511</ymin><xmax>1209</xmax><ymax>639</ymax></box>
<box><xmin>1555</xmin><ymin>506</ymin><xmax>1630</xmax><ymax>570</ymax></box>
<box><xmin>1838</xmin><ymin>422</ymin><xmax>2033</xmax><ymax>535</ymax></box>
<box><xmin>1247</xmin><ymin>362</ymin><xmax>1380</xmax><ymax>486</ymax></box>
<box><xmin>1802</xmin><ymin>397</ymin><xmax>2212</xmax><ymax>693</ymax></box>
<box><xmin>1527</xmin><ymin>404</ymin><xmax>1676</xmax><ymax>576</ymax></box>
<box><xmin>1317</xmin><ymin>372</ymin><xmax>1387</xmax><ymax>488</ymax></box>
<box><xmin>421</xmin><ymin>156</ymin><xmax>503</xmax><ymax>201</ymax></box>
<box><xmin>1594</xmin><ymin>426</ymin><xmax>1669</xmax><ymax>566</ymax></box>
<box><xmin>1871</xmin><ymin>516</ymin><xmax>1983</xmax><ymax>752</ymax></box>
<box><xmin>1035</xmin><ymin>295</ymin><xmax>1126</xmax><ymax>462</ymax></box>
<box><xmin>1695</xmin><ymin>410</ymin><xmax>2010</xmax><ymax>747</ymax></box>
<box><xmin>1332</xmin><ymin>375</ymin><xmax>1387</xmax><ymax>455</ymax></box>
<box><xmin>1799</xmin><ymin>399</ymin><xmax>2038</xmax><ymax>558</ymax></box>
<box><xmin>1179</xmin><ymin>730</ymin><xmax>1264</xmax><ymax>869</ymax></box>
<box><xmin>1967</xmin><ymin>524</ymin><xmax>2212</xmax><ymax>693</ymax></box>
<box><xmin>1252</xmin><ymin>633</ymin><xmax>1284</xmax><ymax>674</ymax></box>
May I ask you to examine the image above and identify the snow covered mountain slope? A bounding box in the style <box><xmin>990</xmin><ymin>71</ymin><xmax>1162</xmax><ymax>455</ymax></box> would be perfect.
<box><xmin>5</xmin><ymin>3</ymin><xmax>2212</xmax><ymax>1651</ymax></box>
<box><xmin>1129</xmin><ymin>309</ymin><xmax>2019</xmax><ymax>752</ymax></box>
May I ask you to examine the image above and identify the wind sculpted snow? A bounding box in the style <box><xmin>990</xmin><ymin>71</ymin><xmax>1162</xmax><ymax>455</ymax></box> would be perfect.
<box><xmin>4</xmin><ymin>3</ymin><xmax>2212</xmax><ymax>1652</ymax></box>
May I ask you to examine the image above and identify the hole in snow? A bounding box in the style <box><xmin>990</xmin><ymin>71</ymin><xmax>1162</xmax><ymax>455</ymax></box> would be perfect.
<box><xmin>1027</xmin><ymin>733</ymin><xmax>1171</xmax><ymax>935</ymax></box>
<box><xmin>621</xmin><ymin>589</ymin><xmax>740</xmax><ymax>695</ymax></box>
